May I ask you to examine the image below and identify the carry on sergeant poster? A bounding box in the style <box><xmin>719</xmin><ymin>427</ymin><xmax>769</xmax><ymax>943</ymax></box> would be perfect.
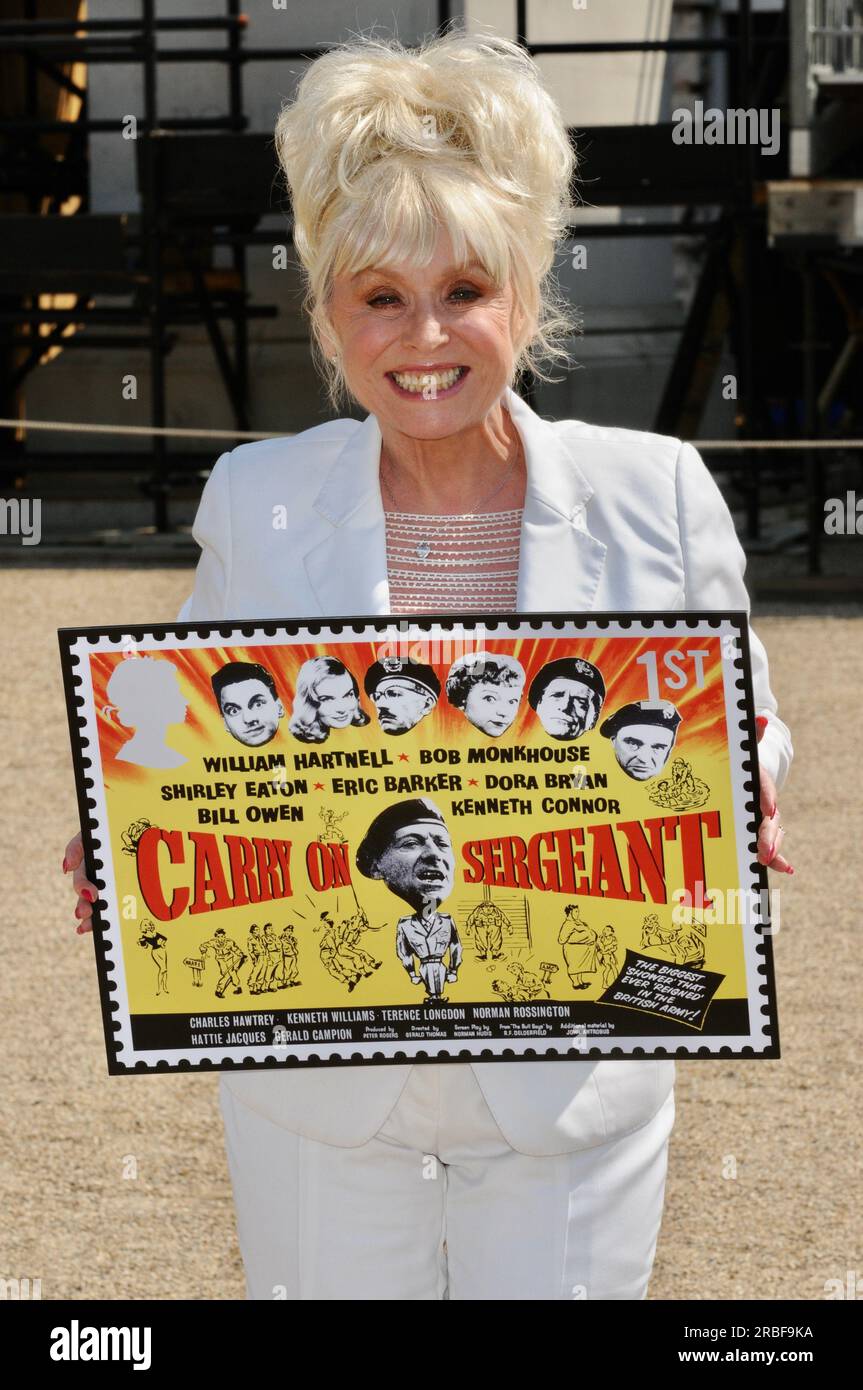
<box><xmin>58</xmin><ymin>612</ymin><xmax>779</xmax><ymax>1072</ymax></box>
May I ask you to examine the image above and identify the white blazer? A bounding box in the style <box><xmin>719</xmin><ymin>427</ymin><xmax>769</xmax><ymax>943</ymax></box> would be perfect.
<box><xmin>177</xmin><ymin>385</ymin><xmax>793</xmax><ymax>1156</ymax></box>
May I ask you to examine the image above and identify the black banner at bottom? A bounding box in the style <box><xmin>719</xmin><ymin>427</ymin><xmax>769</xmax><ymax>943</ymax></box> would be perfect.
<box><xmin>127</xmin><ymin>996</ymin><xmax>753</xmax><ymax>1057</ymax></box>
<box><xmin>12</xmin><ymin>1297</ymin><xmax>855</xmax><ymax>1369</ymax></box>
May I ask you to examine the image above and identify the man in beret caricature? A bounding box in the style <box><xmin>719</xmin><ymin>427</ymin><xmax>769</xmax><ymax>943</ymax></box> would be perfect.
<box><xmin>528</xmin><ymin>657</ymin><xmax>606</xmax><ymax>741</ymax></box>
<box><xmin>356</xmin><ymin>798</ymin><xmax>462</xmax><ymax>1004</ymax></box>
<box><xmin>363</xmin><ymin>656</ymin><xmax>440</xmax><ymax>735</ymax></box>
<box><xmin>211</xmin><ymin>660</ymin><xmax>285</xmax><ymax>748</ymax></box>
<box><xmin>599</xmin><ymin>699</ymin><xmax>682</xmax><ymax>780</ymax></box>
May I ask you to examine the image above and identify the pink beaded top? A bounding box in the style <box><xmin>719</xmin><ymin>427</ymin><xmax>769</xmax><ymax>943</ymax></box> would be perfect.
<box><xmin>383</xmin><ymin>507</ymin><xmax>523</xmax><ymax>614</ymax></box>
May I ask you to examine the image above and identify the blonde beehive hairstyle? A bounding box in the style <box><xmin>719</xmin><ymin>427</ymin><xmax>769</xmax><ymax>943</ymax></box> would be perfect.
<box><xmin>273</xmin><ymin>27</ymin><xmax>580</xmax><ymax>411</ymax></box>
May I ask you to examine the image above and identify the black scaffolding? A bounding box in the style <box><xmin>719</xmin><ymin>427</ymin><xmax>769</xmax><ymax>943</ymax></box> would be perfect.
<box><xmin>1</xmin><ymin>0</ymin><xmax>861</xmax><ymax>576</ymax></box>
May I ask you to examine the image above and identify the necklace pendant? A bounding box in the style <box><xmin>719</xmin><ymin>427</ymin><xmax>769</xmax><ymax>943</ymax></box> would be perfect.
<box><xmin>415</xmin><ymin>539</ymin><xmax>431</xmax><ymax>561</ymax></box>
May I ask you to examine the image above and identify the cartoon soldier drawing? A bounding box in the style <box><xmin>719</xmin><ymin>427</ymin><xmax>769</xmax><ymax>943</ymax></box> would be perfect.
<box><xmin>246</xmin><ymin>924</ymin><xmax>267</xmax><ymax>995</ymax></box>
<box><xmin>338</xmin><ymin>909</ymin><xmax>381</xmax><ymax>977</ymax></box>
<box><xmin>356</xmin><ymin>798</ymin><xmax>462</xmax><ymax>1005</ymax></box>
<box><xmin>279</xmin><ymin>923</ymin><xmax>301</xmax><ymax>987</ymax></box>
<box><xmin>648</xmin><ymin>757</ymin><xmax>710</xmax><ymax>810</ymax></box>
<box><xmin>597</xmin><ymin>924</ymin><xmax>620</xmax><ymax>988</ymax></box>
<box><xmin>642</xmin><ymin>914</ymin><xmax>707</xmax><ymax>968</ymax></box>
<box><xmin>122</xmin><ymin>818</ymin><xmax>153</xmax><ymax>856</ymax></box>
<box><xmin>199</xmin><ymin>928</ymin><xmax>245</xmax><ymax>998</ymax></box>
<box><xmin>317</xmin><ymin>911</ymin><xmax>364</xmax><ymax>991</ymax></box>
<box><xmin>465</xmin><ymin>898</ymin><xmax>511</xmax><ymax>961</ymax></box>
<box><xmin>319</xmin><ymin>807</ymin><xmax>349</xmax><ymax>843</ymax></box>
<box><xmin>505</xmin><ymin>960</ymin><xmax>546</xmax><ymax>1000</ymax></box>
<box><xmin>261</xmin><ymin>923</ymin><xmax>283</xmax><ymax>991</ymax></box>
<box><xmin>672</xmin><ymin>920</ymin><xmax>707</xmax><ymax>968</ymax></box>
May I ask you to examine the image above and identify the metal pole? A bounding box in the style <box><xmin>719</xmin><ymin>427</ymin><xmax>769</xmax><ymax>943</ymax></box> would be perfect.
<box><xmin>516</xmin><ymin>1</ymin><xmax>528</xmax><ymax>49</ymax></box>
<box><xmin>737</xmin><ymin>0</ymin><xmax>758</xmax><ymax>538</ymax></box>
<box><xmin>437</xmin><ymin>0</ymin><xmax>464</xmax><ymax>32</ymax></box>
<box><xmin>802</xmin><ymin>260</ymin><xmax>823</xmax><ymax>575</ymax></box>
<box><xmin>789</xmin><ymin>0</ymin><xmax>813</xmax><ymax>175</ymax></box>
<box><xmin>141</xmin><ymin>0</ymin><xmax>169</xmax><ymax>531</ymax></box>
<box><xmin>228</xmin><ymin>0</ymin><xmax>249</xmax><ymax>433</ymax></box>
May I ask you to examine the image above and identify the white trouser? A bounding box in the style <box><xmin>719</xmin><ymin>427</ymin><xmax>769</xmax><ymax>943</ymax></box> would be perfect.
<box><xmin>219</xmin><ymin>1063</ymin><xmax>675</xmax><ymax>1300</ymax></box>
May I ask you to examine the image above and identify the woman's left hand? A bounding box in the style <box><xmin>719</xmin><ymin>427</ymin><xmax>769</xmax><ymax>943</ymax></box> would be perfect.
<box><xmin>755</xmin><ymin>717</ymin><xmax>794</xmax><ymax>875</ymax></box>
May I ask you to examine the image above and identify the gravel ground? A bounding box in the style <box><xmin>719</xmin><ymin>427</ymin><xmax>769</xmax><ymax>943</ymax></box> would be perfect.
<box><xmin>0</xmin><ymin>568</ymin><xmax>856</xmax><ymax>1301</ymax></box>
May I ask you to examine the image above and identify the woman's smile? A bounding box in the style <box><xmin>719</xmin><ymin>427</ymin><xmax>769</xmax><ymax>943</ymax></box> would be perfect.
<box><xmin>386</xmin><ymin>365</ymin><xmax>470</xmax><ymax>398</ymax></box>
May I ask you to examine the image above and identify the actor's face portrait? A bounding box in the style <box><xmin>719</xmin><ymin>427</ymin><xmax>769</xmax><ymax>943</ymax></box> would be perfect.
<box><xmin>218</xmin><ymin>678</ymin><xmax>285</xmax><ymax>746</ymax></box>
<box><xmin>535</xmin><ymin>678</ymin><xmax>594</xmax><ymax>740</ymax></box>
<box><xmin>371</xmin><ymin>677</ymin><xmax>435</xmax><ymax>734</ymax></box>
<box><xmin>611</xmin><ymin>723</ymin><xmax>676</xmax><ymax>779</ymax></box>
<box><xmin>371</xmin><ymin>821</ymin><xmax>455</xmax><ymax>909</ymax></box>
<box><xmin>313</xmin><ymin>672</ymin><xmax>360</xmax><ymax>729</ymax></box>
<box><xmin>464</xmin><ymin>680</ymin><xmax>523</xmax><ymax>736</ymax></box>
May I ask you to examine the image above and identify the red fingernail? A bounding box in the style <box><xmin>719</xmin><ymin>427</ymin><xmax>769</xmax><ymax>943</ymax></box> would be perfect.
<box><xmin>785</xmin><ymin>865</ymin><xmax>795</xmax><ymax>875</ymax></box>
<box><xmin>62</xmin><ymin>857</ymin><xmax>69</xmax><ymax>873</ymax></box>
<box><xmin>756</xmin><ymin>716</ymin><xmax>768</xmax><ymax>730</ymax></box>
<box><xmin>82</xmin><ymin>887</ymin><xmax>96</xmax><ymax>903</ymax></box>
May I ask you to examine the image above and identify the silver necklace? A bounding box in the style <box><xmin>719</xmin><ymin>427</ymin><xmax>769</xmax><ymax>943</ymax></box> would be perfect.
<box><xmin>380</xmin><ymin>441</ymin><xmax>522</xmax><ymax>562</ymax></box>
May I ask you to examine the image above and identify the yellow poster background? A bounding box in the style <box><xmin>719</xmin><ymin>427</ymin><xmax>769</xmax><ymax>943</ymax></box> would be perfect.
<box><xmin>87</xmin><ymin>631</ymin><xmax>749</xmax><ymax>1028</ymax></box>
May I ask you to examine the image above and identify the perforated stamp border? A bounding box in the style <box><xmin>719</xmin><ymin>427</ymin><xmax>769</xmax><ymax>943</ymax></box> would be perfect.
<box><xmin>58</xmin><ymin>608</ymin><xmax>778</xmax><ymax>1074</ymax></box>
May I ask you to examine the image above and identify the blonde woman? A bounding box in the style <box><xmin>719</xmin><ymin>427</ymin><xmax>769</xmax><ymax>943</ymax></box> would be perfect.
<box><xmin>288</xmin><ymin>654</ymin><xmax>371</xmax><ymax>743</ymax></box>
<box><xmin>65</xmin><ymin>29</ymin><xmax>793</xmax><ymax>1300</ymax></box>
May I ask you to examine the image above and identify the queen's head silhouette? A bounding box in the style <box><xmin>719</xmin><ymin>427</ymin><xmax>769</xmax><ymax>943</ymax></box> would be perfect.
<box><xmin>106</xmin><ymin>657</ymin><xmax>188</xmax><ymax>769</ymax></box>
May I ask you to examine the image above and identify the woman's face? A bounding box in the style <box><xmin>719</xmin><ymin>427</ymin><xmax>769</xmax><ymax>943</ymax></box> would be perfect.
<box><xmin>314</xmin><ymin>672</ymin><xmax>358</xmax><ymax>728</ymax></box>
<box><xmin>464</xmin><ymin>679</ymin><xmax>523</xmax><ymax>736</ymax></box>
<box><xmin>325</xmin><ymin>226</ymin><xmax>522</xmax><ymax>440</ymax></box>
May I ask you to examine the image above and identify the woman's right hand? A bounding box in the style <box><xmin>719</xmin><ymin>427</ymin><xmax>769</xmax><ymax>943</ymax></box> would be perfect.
<box><xmin>63</xmin><ymin>831</ymin><xmax>99</xmax><ymax>934</ymax></box>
